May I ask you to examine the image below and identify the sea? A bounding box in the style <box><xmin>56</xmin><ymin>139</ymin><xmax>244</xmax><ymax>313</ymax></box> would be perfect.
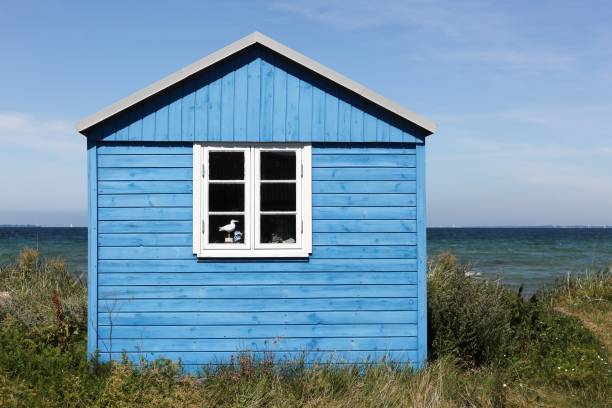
<box><xmin>0</xmin><ymin>227</ymin><xmax>610</xmax><ymax>293</ymax></box>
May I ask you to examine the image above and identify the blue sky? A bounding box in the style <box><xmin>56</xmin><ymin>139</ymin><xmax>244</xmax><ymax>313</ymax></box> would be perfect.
<box><xmin>0</xmin><ymin>0</ymin><xmax>610</xmax><ymax>226</ymax></box>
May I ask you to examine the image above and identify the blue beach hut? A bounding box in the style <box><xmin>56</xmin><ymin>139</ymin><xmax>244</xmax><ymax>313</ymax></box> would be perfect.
<box><xmin>77</xmin><ymin>32</ymin><xmax>437</xmax><ymax>369</ymax></box>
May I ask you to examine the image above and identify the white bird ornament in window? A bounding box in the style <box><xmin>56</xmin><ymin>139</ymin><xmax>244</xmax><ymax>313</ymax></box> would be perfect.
<box><xmin>218</xmin><ymin>219</ymin><xmax>239</xmax><ymax>239</ymax></box>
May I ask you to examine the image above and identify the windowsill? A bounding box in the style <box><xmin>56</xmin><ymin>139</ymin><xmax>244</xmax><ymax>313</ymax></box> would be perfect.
<box><xmin>195</xmin><ymin>250</ymin><xmax>311</xmax><ymax>259</ymax></box>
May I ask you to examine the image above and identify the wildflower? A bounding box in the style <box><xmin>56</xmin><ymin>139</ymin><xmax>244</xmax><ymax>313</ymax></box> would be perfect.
<box><xmin>502</xmin><ymin>384</ymin><xmax>507</xmax><ymax>388</ymax></box>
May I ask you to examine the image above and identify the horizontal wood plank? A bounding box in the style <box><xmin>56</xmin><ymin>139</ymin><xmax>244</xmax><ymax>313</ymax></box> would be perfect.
<box><xmin>98</xmin><ymin>194</ymin><xmax>192</xmax><ymax>208</ymax></box>
<box><xmin>98</xmin><ymin>145</ymin><xmax>192</xmax><ymax>155</ymax></box>
<box><xmin>99</xmin><ymin>221</ymin><xmax>192</xmax><ymax>233</ymax></box>
<box><xmin>99</xmin><ymin>285</ymin><xmax>417</xmax><ymax>300</ymax></box>
<box><xmin>313</xmin><ymin>194</ymin><xmax>416</xmax><ymax>207</ymax></box>
<box><xmin>98</xmin><ymin>245</ymin><xmax>416</xmax><ymax>260</ymax></box>
<box><xmin>98</xmin><ymin>258</ymin><xmax>417</xmax><ymax>273</ymax></box>
<box><xmin>98</xmin><ymin>155</ymin><xmax>192</xmax><ymax>168</ymax></box>
<box><xmin>312</xmin><ymin>147</ymin><xmax>416</xmax><ymax>155</ymax></box>
<box><xmin>98</xmin><ymin>323</ymin><xmax>418</xmax><ymax>339</ymax></box>
<box><xmin>99</xmin><ymin>337</ymin><xmax>417</xmax><ymax>353</ymax></box>
<box><xmin>312</xmin><ymin>246</ymin><xmax>416</xmax><ymax>258</ymax></box>
<box><xmin>98</xmin><ymin>233</ymin><xmax>192</xmax><ymax>247</ymax></box>
<box><xmin>97</xmin><ymin>350</ymin><xmax>418</xmax><ymax>364</ymax></box>
<box><xmin>98</xmin><ymin>310</ymin><xmax>418</xmax><ymax>325</ymax></box>
<box><xmin>313</xmin><ymin>232</ymin><xmax>416</xmax><ymax>246</ymax></box>
<box><xmin>98</xmin><ymin>232</ymin><xmax>415</xmax><ymax>248</ymax></box>
<box><xmin>313</xmin><ymin>168</ymin><xmax>416</xmax><ymax>181</ymax></box>
<box><xmin>313</xmin><ymin>207</ymin><xmax>416</xmax><ymax>220</ymax></box>
<box><xmin>314</xmin><ymin>181</ymin><xmax>416</xmax><ymax>194</ymax></box>
<box><xmin>98</xmin><ymin>297</ymin><xmax>417</xmax><ymax>313</ymax></box>
<box><xmin>98</xmin><ymin>207</ymin><xmax>192</xmax><ymax>221</ymax></box>
<box><xmin>313</xmin><ymin>155</ymin><xmax>415</xmax><ymax>168</ymax></box>
<box><xmin>98</xmin><ymin>271</ymin><xmax>418</xmax><ymax>286</ymax></box>
<box><xmin>98</xmin><ymin>168</ymin><xmax>192</xmax><ymax>181</ymax></box>
<box><xmin>98</xmin><ymin>181</ymin><xmax>192</xmax><ymax>194</ymax></box>
<box><xmin>98</xmin><ymin>246</ymin><xmax>193</xmax><ymax>260</ymax></box>
<box><xmin>313</xmin><ymin>219</ymin><xmax>416</xmax><ymax>233</ymax></box>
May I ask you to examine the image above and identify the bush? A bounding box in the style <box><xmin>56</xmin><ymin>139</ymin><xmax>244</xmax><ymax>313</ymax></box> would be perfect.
<box><xmin>427</xmin><ymin>253</ymin><xmax>515</xmax><ymax>366</ymax></box>
<box><xmin>427</xmin><ymin>252</ymin><xmax>611</xmax><ymax>400</ymax></box>
<box><xmin>0</xmin><ymin>247</ymin><xmax>87</xmax><ymax>345</ymax></box>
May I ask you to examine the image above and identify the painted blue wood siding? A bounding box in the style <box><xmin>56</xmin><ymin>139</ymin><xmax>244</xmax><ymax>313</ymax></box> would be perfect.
<box><xmin>92</xmin><ymin>142</ymin><xmax>424</xmax><ymax>367</ymax></box>
<box><xmin>85</xmin><ymin>47</ymin><xmax>426</xmax><ymax>144</ymax></box>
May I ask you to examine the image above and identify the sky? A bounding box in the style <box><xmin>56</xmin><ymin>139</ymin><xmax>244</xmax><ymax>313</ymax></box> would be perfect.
<box><xmin>0</xmin><ymin>0</ymin><xmax>610</xmax><ymax>227</ymax></box>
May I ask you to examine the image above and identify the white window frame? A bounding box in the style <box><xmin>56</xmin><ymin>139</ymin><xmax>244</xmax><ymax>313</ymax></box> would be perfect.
<box><xmin>193</xmin><ymin>143</ymin><xmax>312</xmax><ymax>258</ymax></box>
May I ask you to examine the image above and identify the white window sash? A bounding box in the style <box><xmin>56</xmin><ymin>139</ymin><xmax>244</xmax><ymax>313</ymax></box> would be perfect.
<box><xmin>254</xmin><ymin>146</ymin><xmax>302</xmax><ymax>250</ymax></box>
<box><xmin>201</xmin><ymin>146</ymin><xmax>251</xmax><ymax>251</ymax></box>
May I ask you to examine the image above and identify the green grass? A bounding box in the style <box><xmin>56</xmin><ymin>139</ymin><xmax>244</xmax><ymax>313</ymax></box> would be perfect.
<box><xmin>0</xmin><ymin>248</ymin><xmax>610</xmax><ymax>407</ymax></box>
<box><xmin>545</xmin><ymin>266</ymin><xmax>612</xmax><ymax>356</ymax></box>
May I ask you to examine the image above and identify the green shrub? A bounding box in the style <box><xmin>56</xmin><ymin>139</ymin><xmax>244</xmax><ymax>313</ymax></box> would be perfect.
<box><xmin>427</xmin><ymin>252</ymin><xmax>611</xmax><ymax>401</ymax></box>
<box><xmin>0</xmin><ymin>247</ymin><xmax>87</xmax><ymax>345</ymax></box>
<box><xmin>427</xmin><ymin>253</ymin><xmax>515</xmax><ymax>366</ymax></box>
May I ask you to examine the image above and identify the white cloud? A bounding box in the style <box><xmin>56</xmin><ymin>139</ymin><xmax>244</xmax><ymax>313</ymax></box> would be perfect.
<box><xmin>434</xmin><ymin>48</ymin><xmax>577</xmax><ymax>73</ymax></box>
<box><xmin>0</xmin><ymin>112</ymin><xmax>83</xmax><ymax>156</ymax></box>
<box><xmin>0</xmin><ymin>112</ymin><xmax>86</xmax><ymax>216</ymax></box>
<box><xmin>498</xmin><ymin>105</ymin><xmax>612</xmax><ymax>126</ymax></box>
<box><xmin>270</xmin><ymin>0</ymin><xmax>503</xmax><ymax>40</ymax></box>
<box><xmin>271</xmin><ymin>0</ymin><xmax>579</xmax><ymax>74</ymax></box>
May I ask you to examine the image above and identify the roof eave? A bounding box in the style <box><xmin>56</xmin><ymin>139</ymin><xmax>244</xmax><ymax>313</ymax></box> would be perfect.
<box><xmin>76</xmin><ymin>31</ymin><xmax>437</xmax><ymax>135</ymax></box>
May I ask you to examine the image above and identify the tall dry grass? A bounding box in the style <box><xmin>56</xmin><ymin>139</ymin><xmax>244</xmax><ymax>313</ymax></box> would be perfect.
<box><xmin>0</xmin><ymin>247</ymin><xmax>87</xmax><ymax>343</ymax></box>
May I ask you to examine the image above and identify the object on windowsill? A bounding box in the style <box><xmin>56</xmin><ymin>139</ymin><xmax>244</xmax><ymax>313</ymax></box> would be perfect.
<box><xmin>233</xmin><ymin>230</ymin><xmax>243</xmax><ymax>242</ymax></box>
<box><xmin>283</xmin><ymin>238</ymin><xmax>295</xmax><ymax>243</ymax></box>
<box><xmin>219</xmin><ymin>219</ymin><xmax>239</xmax><ymax>242</ymax></box>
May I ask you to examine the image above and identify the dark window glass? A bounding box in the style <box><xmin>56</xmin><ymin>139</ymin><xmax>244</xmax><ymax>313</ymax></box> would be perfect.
<box><xmin>208</xmin><ymin>215</ymin><xmax>244</xmax><ymax>244</ymax></box>
<box><xmin>261</xmin><ymin>183</ymin><xmax>296</xmax><ymax>211</ymax></box>
<box><xmin>261</xmin><ymin>151</ymin><xmax>296</xmax><ymax>180</ymax></box>
<box><xmin>209</xmin><ymin>184</ymin><xmax>244</xmax><ymax>212</ymax></box>
<box><xmin>260</xmin><ymin>214</ymin><xmax>296</xmax><ymax>244</ymax></box>
<box><xmin>209</xmin><ymin>152</ymin><xmax>244</xmax><ymax>180</ymax></box>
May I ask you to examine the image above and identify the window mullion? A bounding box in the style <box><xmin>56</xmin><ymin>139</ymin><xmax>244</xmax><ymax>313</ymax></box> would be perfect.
<box><xmin>250</xmin><ymin>147</ymin><xmax>257</xmax><ymax>251</ymax></box>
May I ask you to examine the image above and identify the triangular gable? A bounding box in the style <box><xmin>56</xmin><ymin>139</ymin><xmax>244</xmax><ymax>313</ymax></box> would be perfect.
<box><xmin>78</xmin><ymin>32</ymin><xmax>436</xmax><ymax>142</ymax></box>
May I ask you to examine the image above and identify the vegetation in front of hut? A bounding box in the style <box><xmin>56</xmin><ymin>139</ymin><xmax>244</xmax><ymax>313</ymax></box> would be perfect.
<box><xmin>0</xmin><ymin>248</ymin><xmax>610</xmax><ymax>407</ymax></box>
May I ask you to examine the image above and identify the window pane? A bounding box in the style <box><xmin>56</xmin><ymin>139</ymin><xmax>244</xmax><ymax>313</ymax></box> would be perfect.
<box><xmin>208</xmin><ymin>215</ymin><xmax>245</xmax><ymax>244</ymax></box>
<box><xmin>261</xmin><ymin>183</ymin><xmax>296</xmax><ymax>211</ymax></box>
<box><xmin>209</xmin><ymin>184</ymin><xmax>244</xmax><ymax>212</ymax></box>
<box><xmin>209</xmin><ymin>152</ymin><xmax>244</xmax><ymax>180</ymax></box>
<box><xmin>261</xmin><ymin>151</ymin><xmax>296</xmax><ymax>180</ymax></box>
<box><xmin>260</xmin><ymin>214</ymin><xmax>296</xmax><ymax>244</ymax></box>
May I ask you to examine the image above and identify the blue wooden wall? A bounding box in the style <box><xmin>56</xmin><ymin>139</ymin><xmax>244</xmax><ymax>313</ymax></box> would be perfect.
<box><xmin>91</xmin><ymin>142</ymin><xmax>424</xmax><ymax>367</ymax></box>
<box><xmin>85</xmin><ymin>46</ymin><xmax>427</xmax><ymax>144</ymax></box>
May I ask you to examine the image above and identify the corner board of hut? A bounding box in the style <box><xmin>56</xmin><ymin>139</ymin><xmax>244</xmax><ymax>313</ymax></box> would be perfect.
<box><xmin>77</xmin><ymin>32</ymin><xmax>436</xmax><ymax>370</ymax></box>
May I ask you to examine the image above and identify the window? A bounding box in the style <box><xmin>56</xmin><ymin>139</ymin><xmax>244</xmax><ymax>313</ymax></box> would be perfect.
<box><xmin>193</xmin><ymin>144</ymin><xmax>311</xmax><ymax>258</ymax></box>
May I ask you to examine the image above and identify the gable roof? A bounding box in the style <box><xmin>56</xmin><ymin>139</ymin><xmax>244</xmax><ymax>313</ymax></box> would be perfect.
<box><xmin>76</xmin><ymin>32</ymin><xmax>436</xmax><ymax>135</ymax></box>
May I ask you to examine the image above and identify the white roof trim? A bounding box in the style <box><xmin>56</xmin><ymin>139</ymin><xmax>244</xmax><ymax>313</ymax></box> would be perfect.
<box><xmin>76</xmin><ymin>32</ymin><xmax>437</xmax><ymax>134</ymax></box>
